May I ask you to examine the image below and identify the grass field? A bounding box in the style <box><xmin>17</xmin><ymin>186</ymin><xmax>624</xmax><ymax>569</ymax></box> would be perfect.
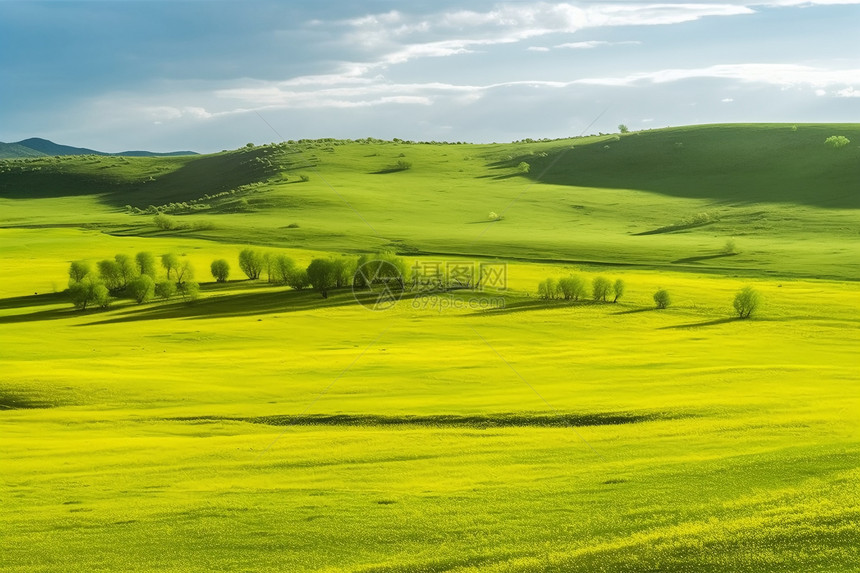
<box><xmin>1</xmin><ymin>124</ymin><xmax>858</xmax><ymax>571</ymax></box>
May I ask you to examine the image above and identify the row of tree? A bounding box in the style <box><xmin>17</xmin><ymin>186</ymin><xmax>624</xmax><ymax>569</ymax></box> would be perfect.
<box><xmin>226</xmin><ymin>249</ymin><xmax>409</xmax><ymax>298</ymax></box>
<box><xmin>538</xmin><ymin>275</ymin><xmax>625</xmax><ymax>303</ymax></box>
<box><xmin>537</xmin><ymin>276</ymin><xmax>762</xmax><ymax>318</ymax></box>
<box><xmin>68</xmin><ymin>249</ymin><xmax>411</xmax><ymax>310</ymax></box>
<box><xmin>68</xmin><ymin>252</ymin><xmax>199</xmax><ymax>310</ymax></box>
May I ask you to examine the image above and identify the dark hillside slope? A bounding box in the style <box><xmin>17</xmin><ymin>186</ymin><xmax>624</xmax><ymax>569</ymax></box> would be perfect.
<box><xmin>523</xmin><ymin>124</ymin><xmax>860</xmax><ymax>208</ymax></box>
<box><xmin>0</xmin><ymin>146</ymin><xmax>285</xmax><ymax>207</ymax></box>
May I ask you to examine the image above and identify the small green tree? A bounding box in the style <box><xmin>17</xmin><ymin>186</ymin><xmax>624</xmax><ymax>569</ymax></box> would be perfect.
<box><xmin>613</xmin><ymin>279</ymin><xmax>625</xmax><ymax>303</ymax></box>
<box><xmin>115</xmin><ymin>254</ymin><xmax>138</xmax><ymax>288</ymax></box>
<box><xmin>175</xmin><ymin>259</ymin><xmax>193</xmax><ymax>285</ymax></box>
<box><xmin>269</xmin><ymin>254</ymin><xmax>295</xmax><ymax>285</ymax></box>
<box><xmin>306</xmin><ymin>258</ymin><xmax>338</xmax><ymax>298</ymax></box>
<box><xmin>538</xmin><ymin>278</ymin><xmax>558</xmax><ymax>300</ymax></box>
<box><xmin>69</xmin><ymin>274</ymin><xmax>110</xmax><ymax>310</ymax></box>
<box><xmin>517</xmin><ymin>161</ymin><xmax>530</xmax><ymax>174</ymax></box>
<box><xmin>177</xmin><ymin>281</ymin><xmax>200</xmax><ymax>302</ymax></box>
<box><xmin>161</xmin><ymin>253</ymin><xmax>179</xmax><ymax>280</ymax></box>
<box><xmin>154</xmin><ymin>280</ymin><xmax>176</xmax><ymax>300</ymax></box>
<box><xmin>97</xmin><ymin>260</ymin><xmax>124</xmax><ymax>292</ymax></box>
<box><xmin>68</xmin><ymin>261</ymin><xmax>91</xmax><ymax>284</ymax></box>
<box><xmin>618</xmin><ymin>124</ymin><xmax>629</xmax><ymax>134</ymax></box>
<box><xmin>210</xmin><ymin>259</ymin><xmax>230</xmax><ymax>282</ymax></box>
<box><xmin>286</xmin><ymin>268</ymin><xmax>309</xmax><ymax>290</ymax></box>
<box><xmin>592</xmin><ymin>276</ymin><xmax>611</xmax><ymax>302</ymax></box>
<box><xmin>355</xmin><ymin>252</ymin><xmax>408</xmax><ymax>289</ymax></box>
<box><xmin>128</xmin><ymin>275</ymin><xmax>155</xmax><ymax>304</ymax></box>
<box><xmin>723</xmin><ymin>239</ymin><xmax>737</xmax><ymax>255</ymax></box>
<box><xmin>331</xmin><ymin>257</ymin><xmax>357</xmax><ymax>288</ymax></box>
<box><xmin>153</xmin><ymin>213</ymin><xmax>174</xmax><ymax>230</ymax></box>
<box><xmin>238</xmin><ymin>248</ymin><xmax>264</xmax><ymax>280</ymax></box>
<box><xmin>824</xmin><ymin>135</ymin><xmax>850</xmax><ymax>149</ymax></box>
<box><xmin>733</xmin><ymin>286</ymin><xmax>761</xmax><ymax>319</ymax></box>
<box><xmin>136</xmin><ymin>252</ymin><xmax>157</xmax><ymax>278</ymax></box>
<box><xmin>653</xmin><ymin>288</ymin><xmax>671</xmax><ymax>309</ymax></box>
<box><xmin>557</xmin><ymin>276</ymin><xmax>587</xmax><ymax>301</ymax></box>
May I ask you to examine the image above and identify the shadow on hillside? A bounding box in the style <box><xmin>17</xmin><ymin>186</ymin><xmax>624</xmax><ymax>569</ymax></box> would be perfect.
<box><xmin>519</xmin><ymin>126</ymin><xmax>860</xmax><ymax>208</ymax></box>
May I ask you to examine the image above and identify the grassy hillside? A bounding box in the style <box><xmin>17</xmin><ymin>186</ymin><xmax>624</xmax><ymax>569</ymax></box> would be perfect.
<box><xmin>525</xmin><ymin>124</ymin><xmax>860</xmax><ymax>208</ymax></box>
<box><xmin>1</xmin><ymin>124</ymin><xmax>858</xmax><ymax>572</ymax></box>
<box><xmin>1</xmin><ymin>124</ymin><xmax>858</xmax><ymax>280</ymax></box>
<box><xmin>0</xmin><ymin>142</ymin><xmax>46</xmax><ymax>159</ymax></box>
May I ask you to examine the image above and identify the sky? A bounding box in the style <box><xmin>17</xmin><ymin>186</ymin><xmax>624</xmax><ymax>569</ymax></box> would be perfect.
<box><xmin>1</xmin><ymin>0</ymin><xmax>858</xmax><ymax>153</ymax></box>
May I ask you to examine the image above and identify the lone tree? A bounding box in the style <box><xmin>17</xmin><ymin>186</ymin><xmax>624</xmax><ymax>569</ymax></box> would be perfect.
<box><xmin>128</xmin><ymin>275</ymin><xmax>155</xmax><ymax>304</ymax></box>
<box><xmin>618</xmin><ymin>124</ymin><xmax>629</xmax><ymax>133</ymax></box>
<box><xmin>592</xmin><ymin>276</ymin><xmax>611</xmax><ymax>302</ymax></box>
<box><xmin>69</xmin><ymin>275</ymin><xmax>110</xmax><ymax>310</ymax></box>
<box><xmin>210</xmin><ymin>259</ymin><xmax>230</xmax><ymax>283</ymax></box>
<box><xmin>653</xmin><ymin>288</ymin><xmax>671</xmax><ymax>309</ymax></box>
<box><xmin>306</xmin><ymin>258</ymin><xmax>338</xmax><ymax>298</ymax></box>
<box><xmin>517</xmin><ymin>161</ymin><xmax>531</xmax><ymax>174</ymax></box>
<box><xmin>136</xmin><ymin>252</ymin><xmax>157</xmax><ymax>278</ymax></box>
<box><xmin>68</xmin><ymin>261</ymin><xmax>91</xmax><ymax>284</ymax></box>
<box><xmin>161</xmin><ymin>253</ymin><xmax>179</xmax><ymax>280</ymax></box>
<box><xmin>613</xmin><ymin>279</ymin><xmax>625</xmax><ymax>303</ymax></box>
<box><xmin>238</xmin><ymin>248</ymin><xmax>264</xmax><ymax>280</ymax></box>
<box><xmin>733</xmin><ymin>286</ymin><xmax>762</xmax><ymax>319</ymax></box>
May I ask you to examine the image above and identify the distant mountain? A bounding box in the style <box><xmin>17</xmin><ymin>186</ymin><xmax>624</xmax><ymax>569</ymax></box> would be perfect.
<box><xmin>0</xmin><ymin>137</ymin><xmax>198</xmax><ymax>158</ymax></box>
<box><xmin>14</xmin><ymin>137</ymin><xmax>104</xmax><ymax>156</ymax></box>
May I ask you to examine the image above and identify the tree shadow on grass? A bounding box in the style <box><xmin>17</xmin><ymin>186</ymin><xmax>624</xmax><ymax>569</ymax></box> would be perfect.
<box><xmin>659</xmin><ymin>317</ymin><xmax>739</xmax><ymax>330</ymax></box>
<box><xmin>465</xmin><ymin>298</ymin><xmax>603</xmax><ymax>317</ymax></box>
<box><xmin>611</xmin><ymin>307</ymin><xmax>655</xmax><ymax>315</ymax></box>
<box><xmin>78</xmin><ymin>289</ymin><xmax>367</xmax><ymax>326</ymax></box>
<box><xmin>0</xmin><ymin>292</ymin><xmax>68</xmax><ymax>311</ymax></box>
<box><xmin>0</xmin><ymin>306</ymin><xmax>81</xmax><ymax>325</ymax></box>
<box><xmin>671</xmin><ymin>252</ymin><xmax>738</xmax><ymax>264</ymax></box>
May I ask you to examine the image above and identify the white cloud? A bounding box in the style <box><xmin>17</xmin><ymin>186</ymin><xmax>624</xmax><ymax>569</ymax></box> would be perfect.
<box><xmin>556</xmin><ymin>41</ymin><xmax>609</xmax><ymax>49</ymax></box>
<box><xmin>576</xmin><ymin>63</ymin><xmax>860</xmax><ymax>89</ymax></box>
<box><xmin>556</xmin><ymin>40</ymin><xmax>641</xmax><ymax>49</ymax></box>
<box><xmin>338</xmin><ymin>3</ymin><xmax>752</xmax><ymax>67</ymax></box>
<box><xmin>835</xmin><ymin>87</ymin><xmax>860</xmax><ymax>97</ymax></box>
<box><xmin>527</xmin><ymin>46</ymin><xmax>550</xmax><ymax>52</ymax></box>
<box><xmin>722</xmin><ymin>97</ymin><xmax>735</xmax><ymax>102</ymax></box>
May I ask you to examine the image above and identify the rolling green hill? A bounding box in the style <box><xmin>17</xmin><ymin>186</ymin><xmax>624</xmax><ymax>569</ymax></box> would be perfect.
<box><xmin>0</xmin><ymin>124</ymin><xmax>858</xmax><ymax>572</ymax></box>
<box><xmin>1</xmin><ymin>124</ymin><xmax>857</xmax><ymax>281</ymax></box>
